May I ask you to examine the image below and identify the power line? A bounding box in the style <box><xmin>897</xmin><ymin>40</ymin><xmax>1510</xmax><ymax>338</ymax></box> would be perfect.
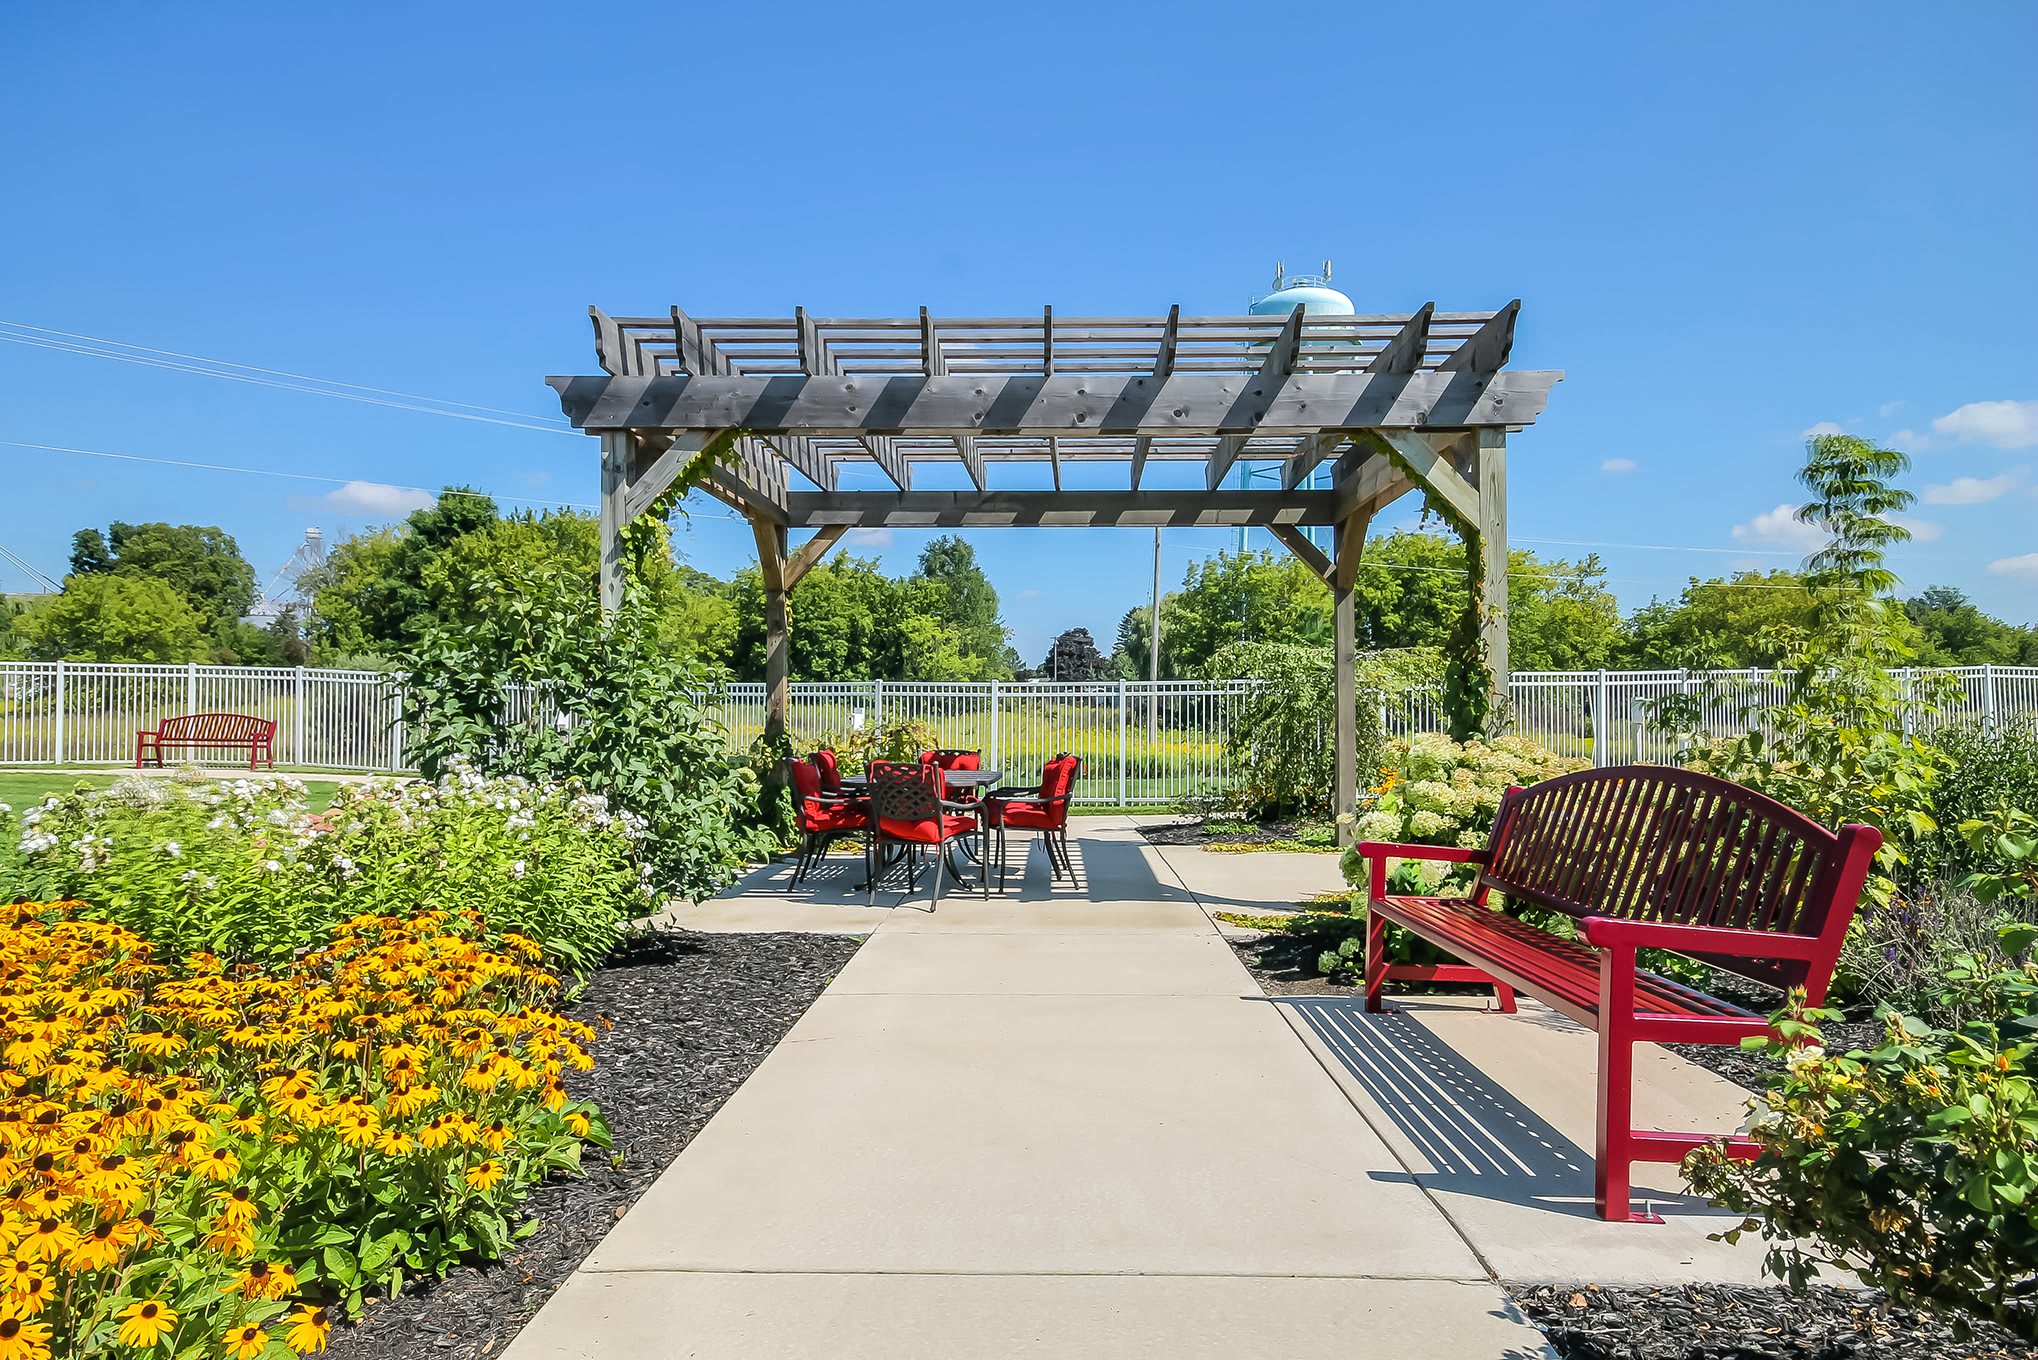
<box><xmin>1516</xmin><ymin>534</ymin><xmax>1796</xmax><ymax>558</ymax></box>
<box><xmin>0</xmin><ymin>319</ymin><xmax>569</xmax><ymax>424</ymax></box>
<box><xmin>0</xmin><ymin>327</ymin><xmax>576</xmax><ymax>436</ymax></box>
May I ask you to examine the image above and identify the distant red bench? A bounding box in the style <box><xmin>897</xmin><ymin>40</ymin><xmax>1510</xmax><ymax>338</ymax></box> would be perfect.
<box><xmin>1355</xmin><ymin>765</ymin><xmax>1880</xmax><ymax>1223</ymax></box>
<box><xmin>135</xmin><ymin>713</ymin><xmax>277</xmax><ymax>769</ymax></box>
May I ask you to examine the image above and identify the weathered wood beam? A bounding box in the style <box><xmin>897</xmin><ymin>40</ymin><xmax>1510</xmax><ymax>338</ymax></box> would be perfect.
<box><xmin>750</xmin><ymin>516</ymin><xmax>791</xmax><ymax>779</ymax></box>
<box><xmin>1154</xmin><ymin>304</ymin><xmax>1179</xmax><ymax>378</ymax></box>
<box><xmin>1368</xmin><ymin>302</ymin><xmax>1434</xmax><ymax>376</ymax></box>
<box><xmin>955</xmin><ymin>433</ymin><xmax>986</xmax><ymax>491</ymax></box>
<box><xmin>1474</xmin><ymin>428</ymin><xmax>1510</xmax><ymax>722</ymax></box>
<box><xmin>1048</xmin><ymin>435</ymin><xmax>1062</xmax><ymax>491</ymax></box>
<box><xmin>1361</xmin><ymin>431</ymin><xmax>1480</xmax><ymax>525</ymax></box>
<box><xmin>1329</xmin><ymin>450</ymin><xmax>1416</xmax><ymax>523</ymax></box>
<box><xmin>920</xmin><ymin>306</ymin><xmax>946</xmax><ymax>376</ymax></box>
<box><xmin>1204</xmin><ymin>434</ymin><xmax>1248</xmax><ymax>491</ymax></box>
<box><xmin>1439</xmin><ymin>299</ymin><xmax>1520</xmax><ymax>374</ymax></box>
<box><xmin>1129</xmin><ymin>435</ymin><xmax>1152</xmax><ymax>491</ymax></box>
<box><xmin>1281</xmin><ymin>432</ymin><xmax>1345</xmax><ymax>492</ymax></box>
<box><xmin>703</xmin><ymin>437</ymin><xmax>790</xmax><ymax>524</ymax></box>
<box><xmin>1266</xmin><ymin>524</ymin><xmax>1332</xmax><ymax>585</ymax></box>
<box><xmin>1331</xmin><ymin>506</ymin><xmax>1374</xmax><ymax>845</ymax></box>
<box><xmin>1259</xmin><ymin>303</ymin><xmax>1306</xmax><ymax>378</ymax></box>
<box><xmin>549</xmin><ymin>368</ymin><xmax>1561</xmax><ymax>437</ymax></box>
<box><xmin>858</xmin><ymin>433</ymin><xmax>912</xmax><ymax>492</ymax></box>
<box><xmin>784</xmin><ymin>525</ymin><xmax>847</xmax><ymax>590</ymax></box>
<box><xmin>620</xmin><ymin>430</ymin><xmax>735</xmax><ymax>523</ymax></box>
<box><xmin>598</xmin><ymin>432</ymin><xmax>628</xmax><ymax>612</ymax></box>
<box><xmin>760</xmin><ymin>433</ymin><xmax>836</xmax><ymax>492</ymax></box>
<box><xmin>784</xmin><ymin>490</ymin><xmax>1341</xmax><ymax>529</ymax></box>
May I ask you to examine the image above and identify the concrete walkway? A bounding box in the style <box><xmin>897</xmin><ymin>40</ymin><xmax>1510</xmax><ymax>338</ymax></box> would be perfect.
<box><xmin>508</xmin><ymin>820</ymin><xmax>1768</xmax><ymax>1358</ymax></box>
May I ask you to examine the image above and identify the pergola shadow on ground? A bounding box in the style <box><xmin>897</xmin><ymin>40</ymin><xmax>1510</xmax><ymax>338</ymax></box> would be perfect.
<box><xmin>549</xmin><ymin>303</ymin><xmax>1561</xmax><ymax>831</ymax></box>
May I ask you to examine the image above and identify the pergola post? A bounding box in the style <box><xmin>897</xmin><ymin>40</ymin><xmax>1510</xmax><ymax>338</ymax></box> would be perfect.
<box><xmin>598</xmin><ymin>432</ymin><xmax>629</xmax><ymax>613</ymax></box>
<box><xmin>1332</xmin><ymin>509</ymin><xmax>1371</xmax><ymax>846</ymax></box>
<box><xmin>751</xmin><ymin>518</ymin><xmax>792</xmax><ymax>763</ymax></box>
<box><xmin>1475</xmin><ymin>429</ymin><xmax>1510</xmax><ymax>727</ymax></box>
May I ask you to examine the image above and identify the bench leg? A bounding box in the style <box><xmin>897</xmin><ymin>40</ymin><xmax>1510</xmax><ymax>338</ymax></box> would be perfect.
<box><xmin>1363</xmin><ymin>904</ymin><xmax>1389</xmax><ymax>1013</ymax></box>
<box><xmin>1492</xmin><ymin>981</ymin><xmax>1518</xmax><ymax>1014</ymax></box>
<box><xmin>1595</xmin><ymin>945</ymin><xmax>1661</xmax><ymax>1224</ymax></box>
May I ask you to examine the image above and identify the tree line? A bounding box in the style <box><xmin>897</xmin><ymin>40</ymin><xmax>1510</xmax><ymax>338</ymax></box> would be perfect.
<box><xmin>3</xmin><ymin>490</ymin><xmax>2033</xmax><ymax>675</ymax></box>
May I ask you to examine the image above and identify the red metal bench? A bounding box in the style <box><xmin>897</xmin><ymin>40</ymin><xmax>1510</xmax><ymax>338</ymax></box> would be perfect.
<box><xmin>135</xmin><ymin>713</ymin><xmax>277</xmax><ymax>769</ymax></box>
<box><xmin>1356</xmin><ymin>764</ymin><xmax>1881</xmax><ymax>1223</ymax></box>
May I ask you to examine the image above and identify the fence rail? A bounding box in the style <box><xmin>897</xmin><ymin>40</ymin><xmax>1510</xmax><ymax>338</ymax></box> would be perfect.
<box><xmin>3</xmin><ymin>661</ymin><xmax>2034</xmax><ymax>806</ymax></box>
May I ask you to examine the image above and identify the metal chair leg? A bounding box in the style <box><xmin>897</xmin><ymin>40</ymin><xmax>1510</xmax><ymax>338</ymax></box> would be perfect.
<box><xmin>930</xmin><ymin>838</ymin><xmax>944</xmax><ymax>910</ymax></box>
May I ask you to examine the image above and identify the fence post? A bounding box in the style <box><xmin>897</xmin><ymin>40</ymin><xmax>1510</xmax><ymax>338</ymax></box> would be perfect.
<box><xmin>185</xmin><ymin>662</ymin><xmax>198</xmax><ymax>717</ymax></box>
<box><xmin>1983</xmin><ymin>664</ymin><xmax>1998</xmax><ymax>735</ymax></box>
<box><xmin>872</xmin><ymin>679</ymin><xmax>884</xmax><ymax>731</ymax></box>
<box><xmin>293</xmin><ymin>666</ymin><xmax>307</xmax><ymax>765</ymax></box>
<box><xmin>987</xmin><ymin>679</ymin><xmax>1001</xmax><ymax>774</ymax></box>
<box><xmin>1591</xmin><ymin>668</ymin><xmax>1609</xmax><ymax>767</ymax></box>
<box><xmin>1117</xmin><ymin>678</ymin><xmax>1128</xmax><ymax>807</ymax></box>
<box><xmin>52</xmin><ymin>661</ymin><xmax>67</xmax><ymax>766</ymax></box>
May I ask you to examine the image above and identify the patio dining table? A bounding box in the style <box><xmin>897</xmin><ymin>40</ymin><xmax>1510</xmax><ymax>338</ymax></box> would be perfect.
<box><xmin>838</xmin><ymin>767</ymin><xmax>1003</xmax><ymax>893</ymax></box>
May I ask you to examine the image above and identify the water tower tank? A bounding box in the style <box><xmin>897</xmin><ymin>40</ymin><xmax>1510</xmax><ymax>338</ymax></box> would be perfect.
<box><xmin>1249</xmin><ymin>260</ymin><xmax>1354</xmax><ymax>318</ymax></box>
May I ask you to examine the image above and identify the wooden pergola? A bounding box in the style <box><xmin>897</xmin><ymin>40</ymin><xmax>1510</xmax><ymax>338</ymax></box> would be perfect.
<box><xmin>549</xmin><ymin>302</ymin><xmax>1560</xmax><ymax>830</ymax></box>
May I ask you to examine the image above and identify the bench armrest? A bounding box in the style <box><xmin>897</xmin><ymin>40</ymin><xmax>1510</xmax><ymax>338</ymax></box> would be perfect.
<box><xmin>1579</xmin><ymin>916</ymin><xmax>1823</xmax><ymax>961</ymax></box>
<box><xmin>1353</xmin><ymin>841</ymin><xmax>1488</xmax><ymax>865</ymax></box>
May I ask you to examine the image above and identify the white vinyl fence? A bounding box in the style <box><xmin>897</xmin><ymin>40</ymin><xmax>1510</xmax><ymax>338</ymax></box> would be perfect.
<box><xmin>3</xmin><ymin>661</ymin><xmax>2034</xmax><ymax>806</ymax></box>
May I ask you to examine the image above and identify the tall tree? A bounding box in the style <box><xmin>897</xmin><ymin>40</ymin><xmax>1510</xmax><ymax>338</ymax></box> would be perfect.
<box><xmin>1904</xmin><ymin>586</ymin><xmax>2038</xmax><ymax>665</ymax></box>
<box><xmin>1039</xmin><ymin>627</ymin><xmax>1109</xmax><ymax>680</ymax></box>
<box><xmin>900</xmin><ymin>535</ymin><xmax>1010</xmax><ymax>679</ymax></box>
<box><xmin>17</xmin><ymin>574</ymin><xmax>206</xmax><ymax>662</ymax></box>
<box><xmin>65</xmin><ymin>521</ymin><xmax>258</xmax><ymax>624</ymax></box>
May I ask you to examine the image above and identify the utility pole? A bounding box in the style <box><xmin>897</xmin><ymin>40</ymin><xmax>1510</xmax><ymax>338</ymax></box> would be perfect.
<box><xmin>1148</xmin><ymin>527</ymin><xmax>1162</xmax><ymax>746</ymax></box>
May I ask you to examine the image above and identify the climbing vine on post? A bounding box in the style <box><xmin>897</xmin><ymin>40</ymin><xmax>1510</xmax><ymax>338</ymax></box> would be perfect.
<box><xmin>1411</xmin><ymin>491</ymin><xmax>1495</xmax><ymax>742</ymax></box>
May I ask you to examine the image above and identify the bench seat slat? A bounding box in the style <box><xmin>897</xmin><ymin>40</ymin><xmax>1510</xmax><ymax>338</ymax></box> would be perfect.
<box><xmin>1376</xmin><ymin>894</ymin><xmax>1763</xmax><ymax>1025</ymax></box>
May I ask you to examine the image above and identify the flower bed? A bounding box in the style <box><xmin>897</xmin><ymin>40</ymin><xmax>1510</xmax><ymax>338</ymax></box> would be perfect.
<box><xmin>0</xmin><ymin>902</ymin><xmax>603</xmax><ymax>1359</ymax></box>
<box><xmin>3</xmin><ymin>769</ymin><xmax>649</xmax><ymax>972</ymax></box>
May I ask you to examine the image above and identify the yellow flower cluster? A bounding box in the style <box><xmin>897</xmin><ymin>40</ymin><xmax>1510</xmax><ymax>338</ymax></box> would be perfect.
<box><xmin>0</xmin><ymin>903</ymin><xmax>600</xmax><ymax>1360</ymax></box>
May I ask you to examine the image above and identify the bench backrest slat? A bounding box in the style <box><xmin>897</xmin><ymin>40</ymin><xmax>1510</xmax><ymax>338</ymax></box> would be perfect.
<box><xmin>1479</xmin><ymin>765</ymin><xmax>1859</xmax><ymax>992</ymax></box>
<box><xmin>158</xmin><ymin>713</ymin><xmax>274</xmax><ymax>742</ymax></box>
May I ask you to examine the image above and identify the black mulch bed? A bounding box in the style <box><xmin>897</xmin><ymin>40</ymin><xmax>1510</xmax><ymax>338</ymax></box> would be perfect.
<box><xmin>323</xmin><ymin>928</ymin><xmax>861</xmax><ymax>1360</ymax></box>
<box><xmin>1513</xmin><ymin>1283</ymin><xmax>2037</xmax><ymax>1360</ymax></box>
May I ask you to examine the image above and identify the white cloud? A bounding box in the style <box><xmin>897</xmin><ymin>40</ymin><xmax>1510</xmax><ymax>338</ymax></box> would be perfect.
<box><xmin>1922</xmin><ymin>468</ymin><xmax>2027</xmax><ymax>506</ymax></box>
<box><xmin>1017</xmin><ymin>588</ymin><xmax>1043</xmax><ymax>599</ymax></box>
<box><xmin>1889</xmin><ymin>428</ymin><xmax>1931</xmax><ymax>452</ymax></box>
<box><xmin>1600</xmin><ymin>457</ymin><xmax>1637</xmax><ymax>473</ymax></box>
<box><xmin>844</xmin><ymin>527</ymin><xmax>893</xmax><ymax>548</ymax></box>
<box><xmin>1800</xmin><ymin>421</ymin><xmax>1847</xmax><ymax>440</ymax></box>
<box><xmin>1890</xmin><ymin>513</ymin><xmax>1943</xmax><ymax>543</ymax></box>
<box><xmin>1932</xmin><ymin>400</ymin><xmax>2038</xmax><ymax>450</ymax></box>
<box><xmin>1732</xmin><ymin>503</ymin><xmax>1828</xmax><ymax>552</ymax></box>
<box><xmin>1989</xmin><ymin>553</ymin><xmax>2038</xmax><ymax>579</ymax></box>
<box><xmin>1879</xmin><ymin>401</ymin><xmax>1905</xmax><ymax>419</ymax></box>
<box><xmin>325</xmin><ymin>481</ymin><xmax>436</xmax><ymax>516</ymax></box>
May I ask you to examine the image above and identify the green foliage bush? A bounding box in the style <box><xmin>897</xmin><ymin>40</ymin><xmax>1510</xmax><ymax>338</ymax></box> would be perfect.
<box><xmin>1</xmin><ymin>770</ymin><xmax>643</xmax><ymax>972</ymax></box>
<box><xmin>398</xmin><ymin>569</ymin><xmax>771</xmax><ymax>905</ymax></box>
<box><xmin>1926</xmin><ymin>720</ymin><xmax>2038</xmax><ymax>882</ymax></box>
<box><xmin>1688</xmin><ymin>933</ymin><xmax>2038</xmax><ymax>1342</ymax></box>
<box><xmin>1341</xmin><ymin>732</ymin><xmax>1587</xmax><ymax>875</ymax></box>
<box><xmin>1206</xmin><ymin>642</ymin><xmax>1441</xmax><ymax>821</ymax></box>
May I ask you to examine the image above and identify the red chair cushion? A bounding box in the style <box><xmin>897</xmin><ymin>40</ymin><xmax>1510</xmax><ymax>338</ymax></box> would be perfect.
<box><xmin>808</xmin><ymin>804</ymin><xmax>868</xmax><ymax>833</ymax></box>
<box><xmin>1038</xmin><ymin>755</ymin><xmax>1078</xmax><ymax>803</ymax></box>
<box><xmin>790</xmin><ymin>759</ymin><xmax>821</xmax><ymax>802</ymax></box>
<box><xmin>814</xmin><ymin>749</ymin><xmax>842</xmax><ymax>793</ymax></box>
<box><xmin>999</xmin><ymin>804</ymin><xmax>1061</xmax><ymax>830</ymax></box>
<box><xmin>947</xmin><ymin>752</ymin><xmax>981</xmax><ymax>772</ymax></box>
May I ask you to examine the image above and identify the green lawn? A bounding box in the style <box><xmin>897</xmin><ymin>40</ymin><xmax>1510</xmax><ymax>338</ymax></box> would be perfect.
<box><xmin>0</xmin><ymin>769</ymin><xmax>347</xmax><ymax>813</ymax></box>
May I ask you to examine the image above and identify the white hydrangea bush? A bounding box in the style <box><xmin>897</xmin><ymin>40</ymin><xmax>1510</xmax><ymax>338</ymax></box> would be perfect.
<box><xmin>1340</xmin><ymin>733</ymin><xmax>1587</xmax><ymax>892</ymax></box>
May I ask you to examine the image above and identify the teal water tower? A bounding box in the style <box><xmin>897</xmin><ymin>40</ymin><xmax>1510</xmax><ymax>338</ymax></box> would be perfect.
<box><xmin>1241</xmin><ymin>262</ymin><xmax>1354</xmax><ymax>548</ymax></box>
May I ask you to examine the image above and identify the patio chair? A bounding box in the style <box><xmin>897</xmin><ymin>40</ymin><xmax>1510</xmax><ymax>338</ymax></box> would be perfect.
<box><xmin>813</xmin><ymin>747</ymin><xmax>845</xmax><ymax>795</ymax></box>
<box><xmin>985</xmin><ymin>754</ymin><xmax>1081</xmax><ymax>889</ymax></box>
<box><xmin>787</xmin><ymin>758</ymin><xmax>868</xmax><ymax>887</ymax></box>
<box><xmin>919</xmin><ymin>748</ymin><xmax>981</xmax><ymax>771</ymax></box>
<box><xmin>867</xmin><ymin>760</ymin><xmax>983</xmax><ymax>907</ymax></box>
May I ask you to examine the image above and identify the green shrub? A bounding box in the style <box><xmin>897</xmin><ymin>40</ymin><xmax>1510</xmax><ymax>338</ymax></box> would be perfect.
<box><xmin>1688</xmin><ymin>932</ymin><xmax>2038</xmax><ymax>1342</ymax></box>
<box><xmin>1925</xmin><ymin>720</ymin><xmax>2038</xmax><ymax>883</ymax></box>
<box><xmin>1206</xmin><ymin>642</ymin><xmax>1441</xmax><ymax>821</ymax></box>
<box><xmin>1341</xmin><ymin>732</ymin><xmax>1587</xmax><ymax>884</ymax></box>
<box><xmin>398</xmin><ymin>572</ymin><xmax>771</xmax><ymax>904</ymax></box>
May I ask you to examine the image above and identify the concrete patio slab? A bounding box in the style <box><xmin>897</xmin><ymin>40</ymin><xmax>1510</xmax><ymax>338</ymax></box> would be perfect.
<box><xmin>1147</xmin><ymin>841</ymin><xmax>1348</xmax><ymax>915</ymax></box>
<box><xmin>583</xmin><ymin>988</ymin><xmax>1483</xmax><ymax>1279</ymax></box>
<box><xmin>829</xmin><ymin>928</ymin><xmax>1248</xmax><ymax>995</ymax></box>
<box><xmin>1276</xmin><ymin>993</ymin><xmax>1774</xmax><ymax>1284</ymax></box>
<box><xmin>505</xmin><ymin>1271</ymin><xmax>1557</xmax><ymax>1360</ymax></box>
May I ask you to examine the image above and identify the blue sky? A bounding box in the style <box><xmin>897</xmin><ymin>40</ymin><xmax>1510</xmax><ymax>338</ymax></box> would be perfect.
<box><xmin>4</xmin><ymin>2</ymin><xmax>2034</xmax><ymax>660</ymax></box>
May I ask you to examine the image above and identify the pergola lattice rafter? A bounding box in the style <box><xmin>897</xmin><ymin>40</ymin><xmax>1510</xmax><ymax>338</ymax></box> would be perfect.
<box><xmin>550</xmin><ymin>300</ymin><xmax>1561</xmax><ymax>839</ymax></box>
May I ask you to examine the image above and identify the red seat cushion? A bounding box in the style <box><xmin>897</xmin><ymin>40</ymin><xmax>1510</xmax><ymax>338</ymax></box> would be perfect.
<box><xmin>814</xmin><ymin>748</ymin><xmax>843</xmax><ymax>794</ymax></box>
<box><xmin>998</xmin><ymin>804</ymin><xmax>1061</xmax><ymax>830</ymax></box>
<box><xmin>808</xmin><ymin>804</ymin><xmax>868</xmax><ymax>833</ymax></box>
